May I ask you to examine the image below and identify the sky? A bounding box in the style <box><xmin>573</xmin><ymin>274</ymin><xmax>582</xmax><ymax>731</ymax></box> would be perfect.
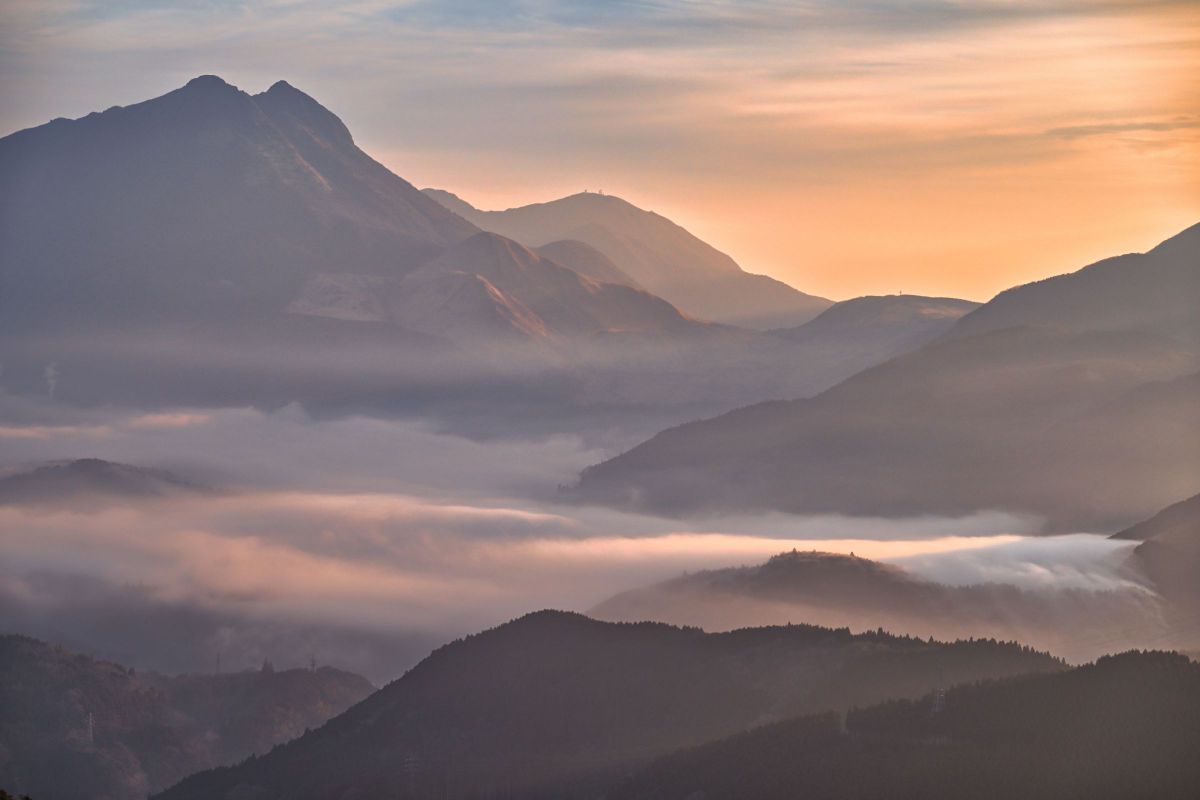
<box><xmin>1</xmin><ymin>0</ymin><xmax>1197</xmax><ymax>300</ymax></box>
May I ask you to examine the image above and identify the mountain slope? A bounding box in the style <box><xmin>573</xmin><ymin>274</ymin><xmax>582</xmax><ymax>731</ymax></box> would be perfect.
<box><xmin>0</xmin><ymin>76</ymin><xmax>477</xmax><ymax>334</ymax></box>
<box><xmin>590</xmin><ymin>550</ymin><xmax>1167</xmax><ymax>663</ymax></box>
<box><xmin>1112</xmin><ymin>493</ymin><xmax>1200</xmax><ymax>612</ymax></box>
<box><xmin>422</xmin><ymin>188</ymin><xmax>831</xmax><ymax>328</ymax></box>
<box><xmin>769</xmin><ymin>294</ymin><xmax>980</xmax><ymax>377</ymax></box>
<box><xmin>534</xmin><ymin>239</ymin><xmax>642</xmax><ymax>288</ymax></box>
<box><xmin>612</xmin><ymin>651</ymin><xmax>1200</xmax><ymax>800</ymax></box>
<box><xmin>1112</xmin><ymin>492</ymin><xmax>1200</xmax><ymax>543</ymax></box>
<box><xmin>155</xmin><ymin>611</ymin><xmax>1059</xmax><ymax>800</ymax></box>
<box><xmin>392</xmin><ymin>232</ymin><xmax>704</xmax><ymax>340</ymax></box>
<box><xmin>949</xmin><ymin>221</ymin><xmax>1200</xmax><ymax>342</ymax></box>
<box><xmin>290</xmin><ymin>231</ymin><xmax>707</xmax><ymax>342</ymax></box>
<box><xmin>0</xmin><ymin>635</ymin><xmax>373</xmax><ymax>800</ymax></box>
<box><xmin>572</xmin><ymin>224</ymin><xmax>1200</xmax><ymax>529</ymax></box>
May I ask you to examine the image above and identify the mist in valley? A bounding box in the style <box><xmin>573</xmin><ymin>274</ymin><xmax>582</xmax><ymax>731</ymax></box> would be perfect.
<box><xmin>0</xmin><ymin>399</ymin><xmax>1187</xmax><ymax>683</ymax></box>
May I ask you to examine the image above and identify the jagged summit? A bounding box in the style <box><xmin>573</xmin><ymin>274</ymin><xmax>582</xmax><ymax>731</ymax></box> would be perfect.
<box><xmin>183</xmin><ymin>74</ymin><xmax>235</xmax><ymax>91</ymax></box>
<box><xmin>0</xmin><ymin>75</ymin><xmax>478</xmax><ymax>333</ymax></box>
<box><xmin>254</xmin><ymin>77</ymin><xmax>354</xmax><ymax>144</ymax></box>
<box><xmin>266</xmin><ymin>78</ymin><xmax>299</xmax><ymax>93</ymax></box>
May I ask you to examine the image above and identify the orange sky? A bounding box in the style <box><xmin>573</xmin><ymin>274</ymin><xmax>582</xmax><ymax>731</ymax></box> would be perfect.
<box><xmin>3</xmin><ymin>0</ymin><xmax>1199</xmax><ymax>300</ymax></box>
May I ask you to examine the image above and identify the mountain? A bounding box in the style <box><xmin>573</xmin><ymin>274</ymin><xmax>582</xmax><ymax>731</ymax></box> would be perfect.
<box><xmin>611</xmin><ymin>650</ymin><xmax>1200</xmax><ymax>800</ymax></box>
<box><xmin>776</xmin><ymin>294</ymin><xmax>977</xmax><ymax>344</ymax></box>
<box><xmin>769</xmin><ymin>294</ymin><xmax>980</xmax><ymax>376</ymax></box>
<box><xmin>572</xmin><ymin>224</ymin><xmax>1200</xmax><ymax>530</ymax></box>
<box><xmin>0</xmin><ymin>76</ymin><xmax>477</xmax><ymax>334</ymax></box>
<box><xmin>590</xmin><ymin>550</ymin><xmax>1169</xmax><ymax>663</ymax></box>
<box><xmin>290</xmin><ymin>231</ymin><xmax>707</xmax><ymax>342</ymax></box>
<box><xmin>0</xmin><ymin>77</ymin><xmax>958</xmax><ymax>439</ymax></box>
<box><xmin>0</xmin><ymin>635</ymin><xmax>373</xmax><ymax>800</ymax></box>
<box><xmin>1112</xmin><ymin>492</ymin><xmax>1200</xmax><ymax>543</ymax></box>
<box><xmin>422</xmin><ymin>188</ymin><xmax>832</xmax><ymax>328</ymax></box>
<box><xmin>388</xmin><ymin>232</ymin><xmax>705</xmax><ymax>341</ymax></box>
<box><xmin>155</xmin><ymin>611</ymin><xmax>1059</xmax><ymax>800</ymax></box>
<box><xmin>0</xmin><ymin>459</ymin><xmax>206</xmax><ymax>508</ymax></box>
<box><xmin>949</xmin><ymin>222</ymin><xmax>1200</xmax><ymax>343</ymax></box>
<box><xmin>1112</xmin><ymin>493</ymin><xmax>1200</xmax><ymax>612</ymax></box>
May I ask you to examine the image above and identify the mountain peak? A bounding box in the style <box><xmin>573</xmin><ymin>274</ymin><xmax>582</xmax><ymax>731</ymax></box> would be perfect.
<box><xmin>262</xmin><ymin>79</ymin><xmax>319</xmax><ymax>106</ymax></box>
<box><xmin>266</xmin><ymin>79</ymin><xmax>299</xmax><ymax>93</ymax></box>
<box><xmin>182</xmin><ymin>74</ymin><xmax>237</xmax><ymax>93</ymax></box>
<box><xmin>254</xmin><ymin>78</ymin><xmax>353</xmax><ymax>144</ymax></box>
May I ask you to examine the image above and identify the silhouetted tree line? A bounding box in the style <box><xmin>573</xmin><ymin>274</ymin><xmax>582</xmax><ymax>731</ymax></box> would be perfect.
<box><xmin>610</xmin><ymin>650</ymin><xmax>1200</xmax><ymax>799</ymax></box>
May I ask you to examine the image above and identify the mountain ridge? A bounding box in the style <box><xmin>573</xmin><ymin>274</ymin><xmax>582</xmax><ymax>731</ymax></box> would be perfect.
<box><xmin>571</xmin><ymin>223</ymin><xmax>1200</xmax><ymax>529</ymax></box>
<box><xmin>0</xmin><ymin>634</ymin><xmax>373</xmax><ymax>800</ymax></box>
<box><xmin>154</xmin><ymin>610</ymin><xmax>1060</xmax><ymax>800</ymax></box>
<box><xmin>422</xmin><ymin>187</ymin><xmax>832</xmax><ymax>329</ymax></box>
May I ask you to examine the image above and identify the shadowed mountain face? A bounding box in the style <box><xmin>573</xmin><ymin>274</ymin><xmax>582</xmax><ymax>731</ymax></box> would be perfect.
<box><xmin>0</xmin><ymin>459</ymin><xmax>206</xmax><ymax>508</ymax></box>
<box><xmin>572</xmin><ymin>224</ymin><xmax>1200</xmax><ymax>530</ymax></box>
<box><xmin>0</xmin><ymin>76</ymin><xmax>477</xmax><ymax>334</ymax></box>
<box><xmin>0</xmin><ymin>635</ymin><xmax>373</xmax><ymax>800</ymax></box>
<box><xmin>155</xmin><ymin>611</ymin><xmax>1060</xmax><ymax>800</ymax></box>
<box><xmin>590</xmin><ymin>551</ymin><xmax>1168</xmax><ymax>663</ymax></box>
<box><xmin>612</xmin><ymin>651</ymin><xmax>1200</xmax><ymax>800</ymax></box>
<box><xmin>423</xmin><ymin>188</ymin><xmax>832</xmax><ymax>329</ymax></box>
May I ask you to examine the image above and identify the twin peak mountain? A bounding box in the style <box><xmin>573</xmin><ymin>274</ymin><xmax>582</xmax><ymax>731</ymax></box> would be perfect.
<box><xmin>0</xmin><ymin>74</ymin><xmax>840</xmax><ymax>343</ymax></box>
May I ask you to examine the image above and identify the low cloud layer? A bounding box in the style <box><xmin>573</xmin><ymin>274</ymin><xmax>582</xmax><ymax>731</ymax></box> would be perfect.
<box><xmin>0</xmin><ymin>401</ymin><xmax>1173</xmax><ymax>680</ymax></box>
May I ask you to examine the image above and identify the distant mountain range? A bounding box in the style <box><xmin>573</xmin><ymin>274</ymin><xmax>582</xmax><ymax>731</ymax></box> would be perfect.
<box><xmin>0</xmin><ymin>76</ymin><xmax>967</xmax><ymax>437</ymax></box>
<box><xmin>590</xmin><ymin>550</ymin><xmax>1167</xmax><ymax>662</ymax></box>
<box><xmin>0</xmin><ymin>75</ymin><xmax>824</xmax><ymax>345</ymax></box>
<box><xmin>768</xmin><ymin>293</ymin><xmax>980</xmax><ymax>377</ymax></box>
<box><xmin>0</xmin><ymin>635</ymin><xmax>372</xmax><ymax>800</ymax></box>
<box><xmin>572</xmin><ymin>223</ymin><xmax>1200</xmax><ymax>530</ymax></box>
<box><xmin>423</xmin><ymin>188</ymin><xmax>831</xmax><ymax>329</ymax></box>
<box><xmin>612</xmin><ymin>650</ymin><xmax>1200</xmax><ymax>799</ymax></box>
<box><xmin>155</xmin><ymin>611</ymin><xmax>1058</xmax><ymax>800</ymax></box>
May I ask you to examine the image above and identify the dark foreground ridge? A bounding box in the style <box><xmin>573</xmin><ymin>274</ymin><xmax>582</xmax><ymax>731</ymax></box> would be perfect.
<box><xmin>613</xmin><ymin>650</ymin><xmax>1200</xmax><ymax>800</ymax></box>
<box><xmin>156</xmin><ymin>610</ymin><xmax>1058</xmax><ymax>800</ymax></box>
